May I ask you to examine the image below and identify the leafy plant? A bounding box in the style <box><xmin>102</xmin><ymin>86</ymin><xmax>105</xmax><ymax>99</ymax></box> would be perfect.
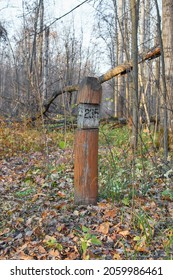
<box><xmin>15</xmin><ymin>188</ymin><xmax>34</xmax><ymax>198</ymax></box>
<box><xmin>59</xmin><ymin>141</ymin><xmax>66</xmax><ymax>149</ymax></box>
<box><xmin>161</xmin><ymin>189</ymin><xmax>173</xmax><ymax>201</ymax></box>
<box><xmin>43</xmin><ymin>236</ymin><xmax>63</xmax><ymax>251</ymax></box>
<box><xmin>79</xmin><ymin>226</ymin><xmax>102</xmax><ymax>259</ymax></box>
<box><xmin>134</xmin><ymin>210</ymin><xmax>155</xmax><ymax>242</ymax></box>
<box><xmin>163</xmin><ymin>229</ymin><xmax>173</xmax><ymax>259</ymax></box>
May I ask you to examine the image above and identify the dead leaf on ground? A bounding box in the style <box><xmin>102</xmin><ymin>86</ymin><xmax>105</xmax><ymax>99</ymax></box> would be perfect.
<box><xmin>118</xmin><ymin>230</ymin><xmax>130</xmax><ymax>237</ymax></box>
<box><xmin>48</xmin><ymin>249</ymin><xmax>61</xmax><ymax>259</ymax></box>
<box><xmin>54</xmin><ymin>202</ymin><xmax>67</xmax><ymax>209</ymax></box>
<box><xmin>104</xmin><ymin>209</ymin><xmax>117</xmax><ymax>218</ymax></box>
<box><xmin>32</xmin><ymin>193</ymin><xmax>46</xmax><ymax>202</ymax></box>
<box><xmin>97</xmin><ymin>222</ymin><xmax>110</xmax><ymax>235</ymax></box>
<box><xmin>113</xmin><ymin>253</ymin><xmax>122</xmax><ymax>260</ymax></box>
<box><xmin>168</xmin><ymin>202</ymin><xmax>173</xmax><ymax>218</ymax></box>
<box><xmin>0</xmin><ymin>228</ymin><xmax>10</xmax><ymax>236</ymax></box>
<box><xmin>57</xmin><ymin>191</ymin><xmax>66</xmax><ymax>198</ymax></box>
<box><xmin>38</xmin><ymin>245</ymin><xmax>47</xmax><ymax>254</ymax></box>
<box><xmin>14</xmin><ymin>251</ymin><xmax>34</xmax><ymax>260</ymax></box>
<box><xmin>98</xmin><ymin>202</ymin><xmax>111</xmax><ymax>209</ymax></box>
<box><xmin>134</xmin><ymin>244</ymin><xmax>149</xmax><ymax>253</ymax></box>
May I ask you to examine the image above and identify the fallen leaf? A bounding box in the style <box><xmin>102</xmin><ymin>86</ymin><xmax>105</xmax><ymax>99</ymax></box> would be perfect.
<box><xmin>150</xmin><ymin>201</ymin><xmax>157</xmax><ymax>208</ymax></box>
<box><xmin>97</xmin><ymin>222</ymin><xmax>110</xmax><ymax>235</ymax></box>
<box><xmin>0</xmin><ymin>228</ymin><xmax>10</xmax><ymax>236</ymax></box>
<box><xmin>118</xmin><ymin>230</ymin><xmax>130</xmax><ymax>237</ymax></box>
<box><xmin>26</xmin><ymin>217</ymin><xmax>33</xmax><ymax>226</ymax></box>
<box><xmin>17</xmin><ymin>243</ymin><xmax>29</xmax><ymax>251</ymax></box>
<box><xmin>133</xmin><ymin>235</ymin><xmax>149</xmax><ymax>252</ymax></box>
<box><xmin>43</xmin><ymin>235</ymin><xmax>56</xmax><ymax>243</ymax></box>
<box><xmin>98</xmin><ymin>202</ymin><xmax>111</xmax><ymax>208</ymax></box>
<box><xmin>113</xmin><ymin>253</ymin><xmax>122</xmax><ymax>260</ymax></box>
<box><xmin>134</xmin><ymin>244</ymin><xmax>149</xmax><ymax>252</ymax></box>
<box><xmin>104</xmin><ymin>209</ymin><xmax>117</xmax><ymax>218</ymax></box>
<box><xmin>38</xmin><ymin>245</ymin><xmax>47</xmax><ymax>254</ymax></box>
<box><xmin>168</xmin><ymin>202</ymin><xmax>173</xmax><ymax>218</ymax></box>
<box><xmin>14</xmin><ymin>251</ymin><xmax>34</xmax><ymax>260</ymax></box>
<box><xmin>15</xmin><ymin>233</ymin><xmax>23</xmax><ymax>240</ymax></box>
<box><xmin>15</xmin><ymin>217</ymin><xmax>24</xmax><ymax>225</ymax></box>
<box><xmin>25</xmin><ymin>230</ymin><xmax>33</xmax><ymax>237</ymax></box>
<box><xmin>57</xmin><ymin>191</ymin><xmax>66</xmax><ymax>198</ymax></box>
<box><xmin>48</xmin><ymin>249</ymin><xmax>61</xmax><ymax>259</ymax></box>
<box><xmin>32</xmin><ymin>193</ymin><xmax>46</xmax><ymax>202</ymax></box>
<box><xmin>65</xmin><ymin>249</ymin><xmax>79</xmax><ymax>260</ymax></box>
<box><xmin>73</xmin><ymin>210</ymin><xmax>79</xmax><ymax>216</ymax></box>
<box><xmin>110</xmin><ymin>232</ymin><xmax>117</xmax><ymax>241</ymax></box>
<box><xmin>54</xmin><ymin>202</ymin><xmax>67</xmax><ymax>209</ymax></box>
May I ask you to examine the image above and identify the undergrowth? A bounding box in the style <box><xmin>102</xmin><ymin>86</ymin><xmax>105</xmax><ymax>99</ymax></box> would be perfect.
<box><xmin>98</xmin><ymin>124</ymin><xmax>173</xmax><ymax>203</ymax></box>
<box><xmin>0</xmin><ymin>119</ymin><xmax>172</xmax><ymax>259</ymax></box>
<box><xmin>0</xmin><ymin>119</ymin><xmax>74</xmax><ymax>158</ymax></box>
<box><xmin>1</xmin><ymin>120</ymin><xmax>172</xmax><ymax>200</ymax></box>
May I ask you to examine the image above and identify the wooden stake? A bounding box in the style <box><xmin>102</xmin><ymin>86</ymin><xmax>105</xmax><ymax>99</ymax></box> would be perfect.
<box><xmin>74</xmin><ymin>77</ymin><xmax>102</xmax><ymax>205</ymax></box>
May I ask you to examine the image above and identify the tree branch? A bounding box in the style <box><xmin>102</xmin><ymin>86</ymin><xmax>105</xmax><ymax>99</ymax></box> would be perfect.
<box><xmin>32</xmin><ymin>45</ymin><xmax>161</xmax><ymax>121</ymax></box>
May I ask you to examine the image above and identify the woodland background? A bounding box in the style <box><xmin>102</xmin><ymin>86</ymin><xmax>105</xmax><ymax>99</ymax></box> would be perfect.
<box><xmin>0</xmin><ymin>0</ymin><xmax>173</xmax><ymax>260</ymax></box>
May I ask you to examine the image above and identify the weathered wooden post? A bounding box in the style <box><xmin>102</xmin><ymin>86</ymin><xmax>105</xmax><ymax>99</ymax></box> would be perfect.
<box><xmin>74</xmin><ymin>77</ymin><xmax>102</xmax><ymax>205</ymax></box>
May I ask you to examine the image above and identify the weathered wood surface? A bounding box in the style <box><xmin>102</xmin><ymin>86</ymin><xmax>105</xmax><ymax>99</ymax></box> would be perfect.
<box><xmin>32</xmin><ymin>45</ymin><xmax>161</xmax><ymax>120</ymax></box>
<box><xmin>77</xmin><ymin>77</ymin><xmax>102</xmax><ymax>104</ymax></box>
<box><xmin>74</xmin><ymin>129</ymin><xmax>99</xmax><ymax>205</ymax></box>
<box><xmin>74</xmin><ymin>77</ymin><xmax>101</xmax><ymax>205</ymax></box>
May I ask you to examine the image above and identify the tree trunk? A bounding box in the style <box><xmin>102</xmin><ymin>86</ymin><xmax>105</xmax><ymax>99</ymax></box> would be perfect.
<box><xmin>162</xmin><ymin>0</ymin><xmax>173</xmax><ymax>132</ymax></box>
<box><xmin>155</xmin><ymin>0</ymin><xmax>168</xmax><ymax>160</ymax></box>
<box><xmin>130</xmin><ymin>0</ymin><xmax>139</xmax><ymax>149</ymax></box>
<box><xmin>38</xmin><ymin>0</ymin><xmax>44</xmax><ymax>83</ymax></box>
<box><xmin>43</xmin><ymin>26</ymin><xmax>49</xmax><ymax>101</ymax></box>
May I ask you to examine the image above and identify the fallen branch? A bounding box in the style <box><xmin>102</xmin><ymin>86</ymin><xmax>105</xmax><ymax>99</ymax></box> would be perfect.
<box><xmin>98</xmin><ymin>45</ymin><xmax>161</xmax><ymax>83</ymax></box>
<box><xmin>32</xmin><ymin>45</ymin><xmax>161</xmax><ymax>121</ymax></box>
<box><xmin>31</xmin><ymin>84</ymin><xmax>79</xmax><ymax>121</ymax></box>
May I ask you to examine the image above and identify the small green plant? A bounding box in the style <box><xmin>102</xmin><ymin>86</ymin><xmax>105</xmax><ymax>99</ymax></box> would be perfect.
<box><xmin>99</xmin><ymin>159</ymin><xmax>132</xmax><ymax>202</ymax></box>
<box><xmin>161</xmin><ymin>189</ymin><xmax>173</xmax><ymax>201</ymax></box>
<box><xmin>163</xmin><ymin>229</ymin><xmax>173</xmax><ymax>259</ymax></box>
<box><xmin>122</xmin><ymin>196</ymin><xmax>130</xmax><ymax>206</ymax></box>
<box><xmin>15</xmin><ymin>188</ymin><xmax>34</xmax><ymax>198</ymax></box>
<box><xmin>59</xmin><ymin>141</ymin><xmax>66</xmax><ymax>149</ymax></box>
<box><xmin>44</xmin><ymin>236</ymin><xmax>63</xmax><ymax>251</ymax></box>
<box><xmin>80</xmin><ymin>226</ymin><xmax>102</xmax><ymax>259</ymax></box>
<box><xmin>134</xmin><ymin>210</ymin><xmax>155</xmax><ymax>242</ymax></box>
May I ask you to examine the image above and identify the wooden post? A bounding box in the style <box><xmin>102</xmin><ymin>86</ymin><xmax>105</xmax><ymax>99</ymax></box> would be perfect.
<box><xmin>74</xmin><ymin>77</ymin><xmax>102</xmax><ymax>205</ymax></box>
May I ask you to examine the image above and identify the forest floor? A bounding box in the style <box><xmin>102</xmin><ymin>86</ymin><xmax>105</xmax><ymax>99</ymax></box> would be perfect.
<box><xmin>0</xmin><ymin>121</ymin><xmax>173</xmax><ymax>260</ymax></box>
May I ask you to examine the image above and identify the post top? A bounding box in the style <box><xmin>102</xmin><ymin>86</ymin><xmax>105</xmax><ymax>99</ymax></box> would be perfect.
<box><xmin>77</xmin><ymin>77</ymin><xmax>102</xmax><ymax>105</ymax></box>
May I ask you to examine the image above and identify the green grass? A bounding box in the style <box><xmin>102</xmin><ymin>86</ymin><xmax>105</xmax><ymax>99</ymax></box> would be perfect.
<box><xmin>98</xmin><ymin>124</ymin><xmax>172</xmax><ymax>202</ymax></box>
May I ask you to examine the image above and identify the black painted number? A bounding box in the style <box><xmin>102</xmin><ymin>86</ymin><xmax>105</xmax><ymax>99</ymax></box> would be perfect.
<box><xmin>84</xmin><ymin>108</ymin><xmax>99</xmax><ymax>119</ymax></box>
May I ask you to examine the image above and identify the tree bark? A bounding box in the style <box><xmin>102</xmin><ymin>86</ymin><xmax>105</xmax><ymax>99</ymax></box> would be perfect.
<box><xmin>162</xmin><ymin>0</ymin><xmax>173</xmax><ymax>132</ymax></box>
<box><xmin>155</xmin><ymin>0</ymin><xmax>168</xmax><ymax>160</ymax></box>
<box><xmin>43</xmin><ymin>26</ymin><xmax>49</xmax><ymax>101</ymax></box>
<box><xmin>130</xmin><ymin>0</ymin><xmax>139</xmax><ymax>149</ymax></box>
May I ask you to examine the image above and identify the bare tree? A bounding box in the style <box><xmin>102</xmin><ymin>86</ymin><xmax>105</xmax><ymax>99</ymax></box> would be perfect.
<box><xmin>130</xmin><ymin>0</ymin><xmax>139</xmax><ymax>149</ymax></box>
<box><xmin>162</xmin><ymin>0</ymin><xmax>173</xmax><ymax>133</ymax></box>
<box><xmin>154</xmin><ymin>0</ymin><xmax>168</xmax><ymax>159</ymax></box>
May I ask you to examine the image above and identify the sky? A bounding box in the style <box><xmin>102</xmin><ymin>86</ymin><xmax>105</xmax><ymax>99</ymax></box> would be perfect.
<box><xmin>0</xmin><ymin>0</ymin><xmax>163</xmax><ymax>74</ymax></box>
<box><xmin>0</xmin><ymin>0</ymin><xmax>108</xmax><ymax>74</ymax></box>
<box><xmin>0</xmin><ymin>0</ymin><xmax>95</xmax><ymax>44</ymax></box>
